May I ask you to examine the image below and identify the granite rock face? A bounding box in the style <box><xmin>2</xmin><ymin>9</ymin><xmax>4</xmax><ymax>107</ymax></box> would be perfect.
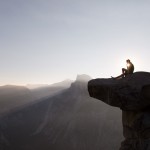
<box><xmin>88</xmin><ymin>72</ymin><xmax>150</xmax><ymax>150</ymax></box>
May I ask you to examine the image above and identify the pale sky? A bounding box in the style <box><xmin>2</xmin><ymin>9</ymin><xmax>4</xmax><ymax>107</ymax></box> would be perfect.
<box><xmin>0</xmin><ymin>0</ymin><xmax>150</xmax><ymax>85</ymax></box>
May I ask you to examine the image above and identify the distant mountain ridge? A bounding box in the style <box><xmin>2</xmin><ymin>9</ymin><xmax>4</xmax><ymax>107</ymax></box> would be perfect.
<box><xmin>26</xmin><ymin>79</ymin><xmax>73</xmax><ymax>89</ymax></box>
<box><xmin>0</xmin><ymin>74</ymin><xmax>123</xmax><ymax>150</ymax></box>
<box><xmin>0</xmin><ymin>85</ymin><xmax>35</xmax><ymax>115</ymax></box>
<box><xmin>29</xmin><ymin>79</ymin><xmax>73</xmax><ymax>100</ymax></box>
<box><xmin>75</xmin><ymin>74</ymin><xmax>92</xmax><ymax>82</ymax></box>
<box><xmin>0</xmin><ymin>79</ymin><xmax>73</xmax><ymax>116</ymax></box>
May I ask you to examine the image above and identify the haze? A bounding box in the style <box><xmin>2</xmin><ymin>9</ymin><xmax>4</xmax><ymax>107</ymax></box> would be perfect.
<box><xmin>0</xmin><ymin>0</ymin><xmax>150</xmax><ymax>85</ymax></box>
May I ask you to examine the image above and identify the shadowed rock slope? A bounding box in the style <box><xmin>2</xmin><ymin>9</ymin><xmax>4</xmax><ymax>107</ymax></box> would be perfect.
<box><xmin>88</xmin><ymin>72</ymin><xmax>150</xmax><ymax>150</ymax></box>
<box><xmin>0</xmin><ymin>75</ymin><xmax>123</xmax><ymax>150</ymax></box>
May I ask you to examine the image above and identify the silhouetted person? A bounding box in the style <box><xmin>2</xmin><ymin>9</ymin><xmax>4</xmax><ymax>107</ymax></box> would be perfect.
<box><xmin>113</xmin><ymin>59</ymin><xmax>134</xmax><ymax>79</ymax></box>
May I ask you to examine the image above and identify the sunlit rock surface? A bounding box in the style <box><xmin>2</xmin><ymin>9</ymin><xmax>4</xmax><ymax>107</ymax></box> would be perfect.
<box><xmin>88</xmin><ymin>72</ymin><xmax>150</xmax><ymax>150</ymax></box>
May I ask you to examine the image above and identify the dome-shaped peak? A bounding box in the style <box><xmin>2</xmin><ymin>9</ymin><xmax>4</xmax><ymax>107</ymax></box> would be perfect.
<box><xmin>75</xmin><ymin>74</ymin><xmax>92</xmax><ymax>82</ymax></box>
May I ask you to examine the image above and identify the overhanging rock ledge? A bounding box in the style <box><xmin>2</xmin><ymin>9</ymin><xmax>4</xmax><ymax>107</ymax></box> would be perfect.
<box><xmin>88</xmin><ymin>72</ymin><xmax>150</xmax><ymax>150</ymax></box>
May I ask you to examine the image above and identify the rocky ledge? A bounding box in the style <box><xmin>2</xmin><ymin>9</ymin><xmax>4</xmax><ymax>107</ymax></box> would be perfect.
<box><xmin>88</xmin><ymin>72</ymin><xmax>150</xmax><ymax>150</ymax></box>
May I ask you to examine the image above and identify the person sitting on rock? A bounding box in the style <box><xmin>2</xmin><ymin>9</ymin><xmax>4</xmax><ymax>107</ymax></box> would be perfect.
<box><xmin>112</xmin><ymin>59</ymin><xmax>134</xmax><ymax>79</ymax></box>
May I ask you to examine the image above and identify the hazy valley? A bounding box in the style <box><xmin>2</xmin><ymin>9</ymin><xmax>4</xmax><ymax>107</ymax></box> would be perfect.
<box><xmin>0</xmin><ymin>75</ymin><xmax>123</xmax><ymax>150</ymax></box>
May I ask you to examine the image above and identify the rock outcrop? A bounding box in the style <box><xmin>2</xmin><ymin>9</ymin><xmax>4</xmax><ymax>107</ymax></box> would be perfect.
<box><xmin>88</xmin><ymin>72</ymin><xmax>150</xmax><ymax>150</ymax></box>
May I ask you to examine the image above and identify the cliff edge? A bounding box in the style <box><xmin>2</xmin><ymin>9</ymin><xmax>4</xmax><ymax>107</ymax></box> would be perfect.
<box><xmin>88</xmin><ymin>72</ymin><xmax>150</xmax><ymax>150</ymax></box>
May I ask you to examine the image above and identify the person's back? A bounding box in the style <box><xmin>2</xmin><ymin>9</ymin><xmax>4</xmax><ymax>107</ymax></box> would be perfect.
<box><xmin>127</xmin><ymin>60</ymin><xmax>134</xmax><ymax>74</ymax></box>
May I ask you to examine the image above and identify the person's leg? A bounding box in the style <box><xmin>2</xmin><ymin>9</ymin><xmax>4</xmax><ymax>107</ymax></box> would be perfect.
<box><xmin>122</xmin><ymin>68</ymin><xmax>125</xmax><ymax>74</ymax></box>
<box><xmin>122</xmin><ymin>68</ymin><xmax>127</xmax><ymax>77</ymax></box>
<box><xmin>112</xmin><ymin>73</ymin><xmax>124</xmax><ymax>79</ymax></box>
<box><xmin>111</xmin><ymin>68</ymin><xmax>127</xmax><ymax>79</ymax></box>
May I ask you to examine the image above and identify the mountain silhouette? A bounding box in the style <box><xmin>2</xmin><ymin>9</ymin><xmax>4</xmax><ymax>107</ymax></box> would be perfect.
<box><xmin>0</xmin><ymin>85</ymin><xmax>35</xmax><ymax>115</ymax></box>
<box><xmin>0</xmin><ymin>81</ymin><xmax>72</xmax><ymax>116</ymax></box>
<box><xmin>0</xmin><ymin>75</ymin><xmax>123</xmax><ymax>150</ymax></box>
<box><xmin>30</xmin><ymin>79</ymin><xmax>73</xmax><ymax>99</ymax></box>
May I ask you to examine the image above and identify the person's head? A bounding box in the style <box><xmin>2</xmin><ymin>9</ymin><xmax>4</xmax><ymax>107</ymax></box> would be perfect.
<box><xmin>126</xmin><ymin>59</ymin><xmax>130</xmax><ymax>63</ymax></box>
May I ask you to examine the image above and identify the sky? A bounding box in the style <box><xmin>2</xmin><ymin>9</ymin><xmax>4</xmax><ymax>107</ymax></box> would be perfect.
<box><xmin>0</xmin><ymin>0</ymin><xmax>150</xmax><ymax>85</ymax></box>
